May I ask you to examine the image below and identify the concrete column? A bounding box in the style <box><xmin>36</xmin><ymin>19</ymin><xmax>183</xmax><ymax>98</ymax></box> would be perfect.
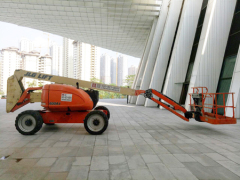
<box><xmin>185</xmin><ymin>0</ymin><xmax>237</xmax><ymax>110</ymax></box>
<box><xmin>226</xmin><ymin>45</ymin><xmax>240</xmax><ymax>118</ymax></box>
<box><xmin>161</xmin><ymin>0</ymin><xmax>203</xmax><ymax>104</ymax></box>
<box><xmin>144</xmin><ymin>0</ymin><xmax>184</xmax><ymax>107</ymax></box>
<box><xmin>135</xmin><ymin>0</ymin><xmax>172</xmax><ymax>106</ymax></box>
<box><xmin>130</xmin><ymin>16</ymin><xmax>158</xmax><ymax>104</ymax></box>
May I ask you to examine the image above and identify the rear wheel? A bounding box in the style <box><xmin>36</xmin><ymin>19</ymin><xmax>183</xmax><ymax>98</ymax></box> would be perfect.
<box><xmin>15</xmin><ymin>110</ymin><xmax>43</xmax><ymax>135</ymax></box>
<box><xmin>94</xmin><ymin>106</ymin><xmax>110</xmax><ymax>119</ymax></box>
<box><xmin>84</xmin><ymin>111</ymin><xmax>108</xmax><ymax>135</ymax></box>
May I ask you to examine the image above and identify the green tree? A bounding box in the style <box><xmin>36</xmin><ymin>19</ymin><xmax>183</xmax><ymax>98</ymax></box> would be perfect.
<box><xmin>125</xmin><ymin>75</ymin><xmax>135</xmax><ymax>87</ymax></box>
<box><xmin>0</xmin><ymin>91</ymin><xmax>4</xmax><ymax>95</ymax></box>
<box><xmin>38</xmin><ymin>82</ymin><xmax>43</xmax><ymax>87</ymax></box>
<box><xmin>26</xmin><ymin>80</ymin><xmax>37</xmax><ymax>87</ymax></box>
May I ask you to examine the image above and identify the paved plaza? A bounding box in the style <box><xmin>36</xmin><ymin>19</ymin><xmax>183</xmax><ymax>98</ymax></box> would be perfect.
<box><xmin>1</xmin><ymin>99</ymin><xmax>240</xmax><ymax>180</ymax></box>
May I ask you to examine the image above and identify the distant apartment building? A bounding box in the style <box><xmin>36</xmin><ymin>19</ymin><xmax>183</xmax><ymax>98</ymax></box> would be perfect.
<box><xmin>22</xmin><ymin>50</ymin><xmax>40</xmax><ymax>88</ymax></box>
<box><xmin>117</xmin><ymin>55</ymin><xmax>127</xmax><ymax>86</ymax></box>
<box><xmin>19</xmin><ymin>38</ymin><xmax>34</xmax><ymax>52</ymax></box>
<box><xmin>64</xmin><ymin>39</ymin><xmax>99</xmax><ymax>81</ymax></box>
<box><xmin>0</xmin><ymin>47</ymin><xmax>22</xmax><ymax>94</ymax></box>
<box><xmin>128</xmin><ymin>65</ymin><xmax>137</xmax><ymax>76</ymax></box>
<box><xmin>50</xmin><ymin>43</ymin><xmax>63</xmax><ymax>76</ymax></box>
<box><xmin>38</xmin><ymin>55</ymin><xmax>52</xmax><ymax>86</ymax></box>
<box><xmin>110</xmin><ymin>57</ymin><xmax>117</xmax><ymax>85</ymax></box>
<box><xmin>100</xmin><ymin>54</ymin><xmax>111</xmax><ymax>84</ymax></box>
<box><xmin>63</xmin><ymin>38</ymin><xmax>74</xmax><ymax>78</ymax></box>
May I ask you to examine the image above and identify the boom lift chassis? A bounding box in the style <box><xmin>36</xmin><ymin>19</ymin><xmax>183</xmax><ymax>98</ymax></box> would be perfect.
<box><xmin>6</xmin><ymin>70</ymin><xmax>236</xmax><ymax>135</ymax></box>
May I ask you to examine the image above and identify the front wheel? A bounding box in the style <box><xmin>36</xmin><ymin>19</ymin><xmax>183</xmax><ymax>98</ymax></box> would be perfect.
<box><xmin>94</xmin><ymin>106</ymin><xmax>110</xmax><ymax>119</ymax></box>
<box><xmin>15</xmin><ymin>110</ymin><xmax>43</xmax><ymax>135</ymax></box>
<box><xmin>84</xmin><ymin>111</ymin><xmax>108</xmax><ymax>135</ymax></box>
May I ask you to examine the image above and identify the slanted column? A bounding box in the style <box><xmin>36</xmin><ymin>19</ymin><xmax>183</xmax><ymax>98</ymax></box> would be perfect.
<box><xmin>160</xmin><ymin>0</ymin><xmax>203</xmax><ymax>105</ymax></box>
<box><xmin>185</xmin><ymin>0</ymin><xmax>236</xmax><ymax>110</ymax></box>
<box><xmin>130</xmin><ymin>17</ymin><xmax>158</xmax><ymax>104</ymax></box>
<box><xmin>135</xmin><ymin>0</ymin><xmax>172</xmax><ymax>105</ymax></box>
<box><xmin>226</xmin><ymin>45</ymin><xmax>240</xmax><ymax>118</ymax></box>
<box><xmin>143</xmin><ymin>0</ymin><xmax>184</xmax><ymax>107</ymax></box>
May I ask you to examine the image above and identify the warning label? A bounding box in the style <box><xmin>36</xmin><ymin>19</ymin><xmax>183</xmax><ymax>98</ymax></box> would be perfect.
<box><xmin>91</xmin><ymin>83</ymin><xmax>120</xmax><ymax>92</ymax></box>
<box><xmin>61</xmin><ymin>93</ymin><xmax>72</xmax><ymax>102</ymax></box>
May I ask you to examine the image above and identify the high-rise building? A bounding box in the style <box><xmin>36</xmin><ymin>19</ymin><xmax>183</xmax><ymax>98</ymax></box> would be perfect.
<box><xmin>19</xmin><ymin>38</ymin><xmax>34</xmax><ymax>52</ymax></box>
<box><xmin>38</xmin><ymin>54</ymin><xmax>52</xmax><ymax>86</ymax></box>
<box><xmin>72</xmin><ymin>41</ymin><xmax>99</xmax><ymax>81</ymax></box>
<box><xmin>100</xmin><ymin>54</ymin><xmax>111</xmax><ymax>84</ymax></box>
<box><xmin>0</xmin><ymin>47</ymin><xmax>22</xmax><ymax>94</ymax></box>
<box><xmin>22</xmin><ymin>50</ymin><xmax>40</xmax><ymax>88</ymax></box>
<box><xmin>62</xmin><ymin>38</ymin><xmax>74</xmax><ymax>78</ymax></box>
<box><xmin>110</xmin><ymin>57</ymin><xmax>117</xmax><ymax>85</ymax></box>
<box><xmin>128</xmin><ymin>65</ymin><xmax>137</xmax><ymax>76</ymax></box>
<box><xmin>117</xmin><ymin>55</ymin><xmax>127</xmax><ymax>86</ymax></box>
<box><xmin>50</xmin><ymin>43</ymin><xmax>63</xmax><ymax>76</ymax></box>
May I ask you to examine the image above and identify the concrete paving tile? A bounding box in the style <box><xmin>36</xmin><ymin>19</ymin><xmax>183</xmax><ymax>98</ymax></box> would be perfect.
<box><xmin>40</xmin><ymin>140</ymin><xmax>58</xmax><ymax>148</ymax></box>
<box><xmin>60</xmin><ymin>147</ymin><xmax>79</xmax><ymax>157</ymax></box>
<box><xmin>169</xmin><ymin>167</ymin><xmax>198</xmax><ymax>180</ymax></box>
<box><xmin>123</xmin><ymin>145</ymin><xmax>139</xmax><ymax>156</ymax></box>
<box><xmin>109</xmin><ymin>155</ymin><xmax>126</xmax><ymax>165</ymax></box>
<box><xmin>0</xmin><ymin>169</ymin><xmax>8</xmax><ymax>176</ymax></box>
<box><xmin>95</xmin><ymin>138</ymin><xmax>107</xmax><ymax>146</ymax></box>
<box><xmin>190</xmin><ymin>154</ymin><xmax>222</xmax><ymax>166</ymax></box>
<box><xmin>76</xmin><ymin>146</ymin><xmax>94</xmax><ymax>157</ymax></box>
<box><xmin>44</xmin><ymin>172</ymin><xmax>68</xmax><ymax>180</ymax></box>
<box><xmin>147</xmin><ymin>163</ymin><xmax>176</xmax><ymax>180</ymax></box>
<box><xmin>35</xmin><ymin>158</ymin><xmax>57</xmax><ymax>167</ymax></box>
<box><xmin>53</xmin><ymin>141</ymin><xmax>69</xmax><ymax>147</ymax></box>
<box><xmin>216</xmin><ymin>160</ymin><xmax>240</xmax><ymax>176</ymax></box>
<box><xmin>72</xmin><ymin>156</ymin><xmax>91</xmax><ymax>166</ymax></box>
<box><xmin>26</xmin><ymin>147</ymin><xmax>49</xmax><ymax>158</ymax></box>
<box><xmin>68</xmin><ymin>139</ymin><xmax>82</xmax><ymax>147</ymax></box>
<box><xmin>205</xmin><ymin>153</ymin><xmax>228</xmax><ymax>161</ymax></box>
<box><xmin>22</xmin><ymin>167</ymin><xmax>50</xmax><ymax>180</ymax></box>
<box><xmin>142</xmin><ymin>154</ymin><xmax>161</xmax><ymax>164</ymax></box>
<box><xmin>130</xmin><ymin>169</ymin><xmax>154</xmax><ymax>180</ymax></box>
<box><xmin>136</xmin><ymin>145</ymin><xmax>155</xmax><ymax>155</ymax></box>
<box><xmin>150</xmin><ymin>144</ymin><xmax>170</xmax><ymax>154</ymax></box>
<box><xmin>162</xmin><ymin>144</ymin><xmax>185</xmax><ymax>154</ymax></box>
<box><xmin>0</xmin><ymin>173</ymin><xmax>24</xmax><ymax>180</ymax></box>
<box><xmin>90</xmin><ymin>156</ymin><xmax>109</xmax><ymax>170</ymax></box>
<box><xmin>110</xmin><ymin>163</ymin><xmax>131</xmax><ymax>180</ymax></box>
<box><xmin>220</xmin><ymin>152</ymin><xmax>240</xmax><ymax>165</ymax></box>
<box><xmin>67</xmin><ymin>165</ymin><xmax>89</xmax><ymax>180</ymax></box>
<box><xmin>93</xmin><ymin>146</ymin><xmax>108</xmax><ymax>156</ymax></box>
<box><xmin>126</xmin><ymin>154</ymin><xmax>147</xmax><ymax>170</ymax></box>
<box><xmin>158</xmin><ymin>154</ymin><xmax>185</xmax><ymax>168</ymax></box>
<box><xmin>190</xmin><ymin>143</ymin><xmax>215</xmax><ymax>153</ymax></box>
<box><xmin>50</xmin><ymin>157</ymin><xmax>74</xmax><ymax>172</ymax></box>
<box><xmin>88</xmin><ymin>170</ymin><xmax>109</xmax><ymax>180</ymax></box>
<box><xmin>42</xmin><ymin>147</ymin><xmax>64</xmax><ymax>158</ymax></box>
<box><xmin>173</xmin><ymin>154</ymin><xmax>196</xmax><ymax>162</ymax></box>
<box><xmin>108</xmin><ymin>145</ymin><xmax>124</xmax><ymax>156</ymax></box>
<box><xmin>184</xmin><ymin>162</ymin><xmax>240</xmax><ymax>180</ymax></box>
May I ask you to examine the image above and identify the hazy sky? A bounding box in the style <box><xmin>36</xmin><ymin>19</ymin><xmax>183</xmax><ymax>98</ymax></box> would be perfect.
<box><xmin>0</xmin><ymin>21</ymin><xmax>140</xmax><ymax>68</ymax></box>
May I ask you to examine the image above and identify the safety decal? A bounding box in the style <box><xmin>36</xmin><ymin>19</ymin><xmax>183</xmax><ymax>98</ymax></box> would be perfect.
<box><xmin>91</xmin><ymin>83</ymin><xmax>120</xmax><ymax>92</ymax></box>
<box><xmin>61</xmin><ymin>93</ymin><xmax>72</xmax><ymax>102</ymax></box>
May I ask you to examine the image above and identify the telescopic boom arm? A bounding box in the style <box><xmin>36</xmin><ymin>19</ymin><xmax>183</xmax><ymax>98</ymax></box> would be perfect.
<box><xmin>6</xmin><ymin>70</ymin><xmax>191</xmax><ymax>122</ymax></box>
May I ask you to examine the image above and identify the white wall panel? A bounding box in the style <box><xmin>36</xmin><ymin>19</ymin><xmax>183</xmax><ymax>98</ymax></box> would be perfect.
<box><xmin>144</xmin><ymin>0</ymin><xmax>183</xmax><ymax>107</ymax></box>
<box><xmin>130</xmin><ymin>18</ymin><xmax>157</xmax><ymax>104</ymax></box>
<box><xmin>135</xmin><ymin>0</ymin><xmax>171</xmax><ymax>105</ymax></box>
<box><xmin>226</xmin><ymin>45</ymin><xmax>240</xmax><ymax>118</ymax></box>
<box><xmin>161</xmin><ymin>0</ymin><xmax>203</xmax><ymax>104</ymax></box>
<box><xmin>185</xmin><ymin>0</ymin><xmax>236</xmax><ymax>110</ymax></box>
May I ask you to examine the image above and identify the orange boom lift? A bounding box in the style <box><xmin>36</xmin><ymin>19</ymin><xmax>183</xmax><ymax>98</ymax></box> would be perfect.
<box><xmin>6</xmin><ymin>70</ymin><xmax>236</xmax><ymax>135</ymax></box>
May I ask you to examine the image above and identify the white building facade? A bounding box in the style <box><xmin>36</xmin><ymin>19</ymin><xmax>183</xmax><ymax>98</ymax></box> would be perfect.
<box><xmin>50</xmin><ymin>43</ymin><xmax>62</xmax><ymax>76</ymax></box>
<box><xmin>0</xmin><ymin>47</ymin><xmax>22</xmax><ymax>94</ymax></box>
<box><xmin>128</xmin><ymin>65</ymin><xmax>137</xmax><ymax>76</ymax></box>
<box><xmin>110</xmin><ymin>57</ymin><xmax>117</xmax><ymax>85</ymax></box>
<box><xmin>19</xmin><ymin>38</ymin><xmax>34</xmax><ymax>52</ymax></box>
<box><xmin>38</xmin><ymin>55</ymin><xmax>52</xmax><ymax>86</ymax></box>
<box><xmin>62</xmin><ymin>38</ymin><xmax>74</xmax><ymax>78</ymax></box>
<box><xmin>100</xmin><ymin>54</ymin><xmax>111</xmax><ymax>84</ymax></box>
<box><xmin>117</xmin><ymin>55</ymin><xmax>127</xmax><ymax>86</ymax></box>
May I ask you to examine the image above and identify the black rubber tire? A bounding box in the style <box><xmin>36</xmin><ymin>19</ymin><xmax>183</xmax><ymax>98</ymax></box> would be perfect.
<box><xmin>84</xmin><ymin>110</ymin><xmax>108</xmax><ymax>135</ymax></box>
<box><xmin>45</xmin><ymin>123</ymin><xmax>55</xmax><ymax>125</ymax></box>
<box><xmin>15</xmin><ymin>110</ymin><xmax>43</xmax><ymax>135</ymax></box>
<box><xmin>94</xmin><ymin>106</ymin><xmax>110</xmax><ymax>119</ymax></box>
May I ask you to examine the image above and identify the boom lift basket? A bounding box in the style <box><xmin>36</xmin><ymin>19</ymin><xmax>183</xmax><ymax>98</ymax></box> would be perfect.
<box><xmin>189</xmin><ymin>87</ymin><xmax>236</xmax><ymax>124</ymax></box>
